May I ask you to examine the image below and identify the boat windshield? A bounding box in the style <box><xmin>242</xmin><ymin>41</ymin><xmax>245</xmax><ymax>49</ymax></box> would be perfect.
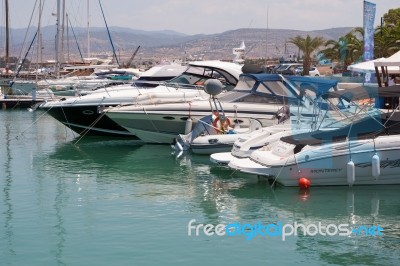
<box><xmin>234</xmin><ymin>75</ymin><xmax>256</xmax><ymax>91</ymax></box>
<box><xmin>166</xmin><ymin>65</ymin><xmax>237</xmax><ymax>90</ymax></box>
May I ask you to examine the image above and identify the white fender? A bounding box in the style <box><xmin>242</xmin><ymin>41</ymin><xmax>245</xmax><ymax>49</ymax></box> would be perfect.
<box><xmin>185</xmin><ymin>118</ymin><xmax>193</xmax><ymax>135</ymax></box>
<box><xmin>347</xmin><ymin>160</ymin><xmax>355</xmax><ymax>186</ymax></box>
<box><xmin>371</xmin><ymin>153</ymin><xmax>380</xmax><ymax>179</ymax></box>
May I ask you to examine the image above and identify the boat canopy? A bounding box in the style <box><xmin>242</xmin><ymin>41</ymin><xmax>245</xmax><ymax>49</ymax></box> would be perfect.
<box><xmin>221</xmin><ymin>73</ymin><xmax>340</xmax><ymax>108</ymax></box>
<box><xmin>238</xmin><ymin>73</ymin><xmax>338</xmax><ymax>96</ymax></box>
<box><xmin>286</xmin><ymin>76</ymin><xmax>338</xmax><ymax>96</ymax></box>
<box><xmin>322</xmin><ymin>85</ymin><xmax>400</xmax><ymax>102</ymax></box>
<box><xmin>281</xmin><ymin>112</ymin><xmax>400</xmax><ymax>146</ymax></box>
<box><xmin>241</xmin><ymin>73</ymin><xmax>337</xmax><ymax>85</ymax></box>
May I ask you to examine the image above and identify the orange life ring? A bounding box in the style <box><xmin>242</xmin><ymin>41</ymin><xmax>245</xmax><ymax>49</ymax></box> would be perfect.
<box><xmin>212</xmin><ymin>114</ymin><xmax>231</xmax><ymax>132</ymax></box>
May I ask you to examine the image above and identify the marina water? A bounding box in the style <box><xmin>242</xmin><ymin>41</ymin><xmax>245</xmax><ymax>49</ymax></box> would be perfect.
<box><xmin>1</xmin><ymin>109</ymin><xmax>399</xmax><ymax>265</ymax></box>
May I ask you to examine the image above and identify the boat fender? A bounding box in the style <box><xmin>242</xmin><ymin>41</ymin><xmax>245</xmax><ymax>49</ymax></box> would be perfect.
<box><xmin>347</xmin><ymin>160</ymin><xmax>355</xmax><ymax>186</ymax></box>
<box><xmin>185</xmin><ymin>117</ymin><xmax>193</xmax><ymax>135</ymax></box>
<box><xmin>371</xmin><ymin>153</ymin><xmax>380</xmax><ymax>179</ymax></box>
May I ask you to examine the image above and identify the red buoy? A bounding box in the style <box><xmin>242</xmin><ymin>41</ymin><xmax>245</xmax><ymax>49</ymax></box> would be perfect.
<box><xmin>298</xmin><ymin>177</ymin><xmax>311</xmax><ymax>189</ymax></box>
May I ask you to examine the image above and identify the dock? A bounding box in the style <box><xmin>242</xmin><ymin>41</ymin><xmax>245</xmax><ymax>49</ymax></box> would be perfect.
<box><xmin>1</xmin><ymin>95</ymin><xmax>45</xmax><ymax>109</ymax></box>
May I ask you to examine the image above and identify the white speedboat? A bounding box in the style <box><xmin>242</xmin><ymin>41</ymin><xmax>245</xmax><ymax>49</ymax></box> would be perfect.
<box><xmin>176</xmin><ymin>117</ymin><xmax>289</xmax><ymax>155</ymax></box>
<box><xmin>105</xmin><ymin>74</ymin><xmax>340</xmax><ymax>144</ymax></box>
<box><xmin>214</xmin><ymin>84</ymin><xmax>380</xmax><ymax>166</ymax></box>
<box><xmin>39</xmin><ymin>61</ymin><xmax>240</xmax><ymax>137</ymax></box>
<box><xmin>228</xmin><ymin>85</ymin><xmax>400</xmax><ymax>186</ymax></box>
<box><xmin>210</xmin><ymin>93</ymin><xmax>357</xmax><ymax>165</ymax></box>
<box><xmin>210</xmin><ymin>110</ymin><xmax>357</xmax><ymax>166</ymax></box>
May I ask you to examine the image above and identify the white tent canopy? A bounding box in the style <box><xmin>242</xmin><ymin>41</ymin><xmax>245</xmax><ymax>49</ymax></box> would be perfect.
<box><xmin>347</xmin><ymin>58</ymin><xmax>386</xmax><ymax>73</ymax></box>
<box><xmin>347</xmin><ymin>51</ymin><xmax>400</xmax><ymax>73</ymax></box>
<box><xmin>374</xmin><ymin>50</ymin><xmax>400</xmax><ymax>73</ymax></box>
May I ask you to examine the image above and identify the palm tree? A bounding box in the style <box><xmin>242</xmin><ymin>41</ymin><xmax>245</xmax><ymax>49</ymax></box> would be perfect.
<box><xmin>321</xmin><ymin>28</ymin><xmax>364</xmax><ymax>71</ymax></box>
<box><xmin>347</xmin><ymin>27</ymin><xmax>364</xmax><ymax>63</ymax></box>
<box><xmin>288</xmin><ymin>35</ymin><xmax>325</xmax><ymax>75</ymax></box>
<box><xmin>375</xmin><ymin>24</ymin><xmax>400</xmax><ymax>57</ymax></box>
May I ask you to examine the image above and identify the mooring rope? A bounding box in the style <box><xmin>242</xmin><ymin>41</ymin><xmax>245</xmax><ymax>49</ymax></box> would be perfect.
<box><xmin>74</xmin><ymin>110</ymin><xmax>109</xmax><ymax>145</ymax></box>
<box><xmin>59</xmin><ymin>105</ymin><xmax>78</xmax><ymax>139</ymax></box>
<box><xmin>15</xmin><ymin>105</ymin><xmax>54</xmax><ymax>139</ymax></box>
<box><xmin>270</xmin><ymin>157</ymin><xmax>291</xmax><ymax>188</ymax></box>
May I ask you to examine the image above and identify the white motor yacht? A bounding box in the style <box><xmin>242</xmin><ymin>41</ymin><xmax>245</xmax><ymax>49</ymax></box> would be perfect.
<box><xmin>227</xmin><ymin>85</ymin><xmax>400</xmax><ymax>186</ymax></box>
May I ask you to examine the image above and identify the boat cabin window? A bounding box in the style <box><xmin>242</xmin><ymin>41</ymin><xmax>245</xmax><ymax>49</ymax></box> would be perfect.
<box><xmin>234</xmin><ymin>93</ymin><xmax>284</xmax><ymax>104</ymax></box>
<box><xmin>298</xmin><ymin>83</ymin><xmax>317</xmax><ymax>99</ymax></box>
<box><xmin>259</xmin><ymin>81</ymin><xmax>296</xmax><ymax>98</ymax></box>
<box><xmin>234</xmin><ymin>76</ymin><xmax>256</xmax><ymax>91</ymax></box>
<box><xmin>230</xmin><ymin>78</ymin><xmax>299</xmax><ymax>104</ymax></box>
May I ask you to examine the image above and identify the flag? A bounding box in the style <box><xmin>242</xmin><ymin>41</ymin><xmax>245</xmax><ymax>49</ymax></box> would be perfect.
<box><xmin>363</xmin><ymin>1</ymin><xmax>376</xmax><ymax>61</ymax></box>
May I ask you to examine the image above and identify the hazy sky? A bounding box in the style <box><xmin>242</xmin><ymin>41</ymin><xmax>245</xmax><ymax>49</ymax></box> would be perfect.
<box><xmin>5</xmin><ymin>0</ymin><xmax>399</xmax><ymax>35</ymax></box>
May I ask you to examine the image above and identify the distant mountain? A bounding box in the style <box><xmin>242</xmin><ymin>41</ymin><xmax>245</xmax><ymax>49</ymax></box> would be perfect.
<box><xmin>91</xmin><ymin>27</ymin><xmax>189</xmax><ymax>37</ymax></box>
<box><xmin>1</xmin><ymin>26</ymin><xmax>355</xmax><ymax>62</ymax></box>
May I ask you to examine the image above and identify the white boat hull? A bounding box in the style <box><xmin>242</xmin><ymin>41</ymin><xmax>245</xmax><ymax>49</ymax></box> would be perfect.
<box><xmin>106</xmin><ymin>101</ymin><xmax>281</xmax><ymax>144</ymax></box>
<box><xmin>228</xmin><ymin>157</ymin><xmax>275</xmax><ymax>176</ymax></box>
<box><xmin>210</xmin><ymin>152</ymin><xmax>235</xmax><ymax>165</ymax></box>
<box><xmin>249</xmin><ymin>135</ymin><xmax>400</xmax><ymax>186</ymax></box>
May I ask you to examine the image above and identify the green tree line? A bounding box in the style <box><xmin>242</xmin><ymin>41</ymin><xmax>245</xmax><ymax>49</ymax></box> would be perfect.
<box><xmin>289</xmin><ymin>8</ymin><xmax>400</xmax><ymax>75</ymax></box>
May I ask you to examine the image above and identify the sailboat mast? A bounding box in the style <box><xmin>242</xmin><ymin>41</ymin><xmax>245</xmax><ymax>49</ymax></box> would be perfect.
<box><xmin>36</xmin><ymin>0</ymin><xmax>42</xmax><ymax>81</ymax></box>
<box><xmin>55</xmin><ymin>0</ymin><xmax>62</xmax><ymax>78</ymax></box>
<box><xmin>87</xmin><ymin>0</ymin><xmax>90</xmax><ymax>59</ymax></box>
<box><xmin>98</xmin><ymin>0</ymin><xmax>120</xmax><ymax>66</ymax></box>
<box><xmin>61</xmin><ymin>0</ymin><xmax>65</xmax><ymax>64</ymax></box>
<box><xmin>5</xmin><ymin>0</ymin><xmax>10</xmax><ymax>74</ymax></box>
<box><xmin>66</xmin><ymin>13</ymin><xmax>70</xmax><ymax>62</ymax></box>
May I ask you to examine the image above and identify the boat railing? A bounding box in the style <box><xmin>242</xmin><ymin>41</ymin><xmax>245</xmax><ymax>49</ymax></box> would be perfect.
<box><xmin>163</xmin><ymin>82</ymin><xmax>204</xmax><ymax>91</ymax></box>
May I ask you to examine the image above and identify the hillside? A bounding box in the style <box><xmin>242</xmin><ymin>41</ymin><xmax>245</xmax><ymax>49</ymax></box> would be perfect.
<box><xmin>1</xmin><ymin>26</ymin><xmax>354</xmax><ymax>63</ymax></box>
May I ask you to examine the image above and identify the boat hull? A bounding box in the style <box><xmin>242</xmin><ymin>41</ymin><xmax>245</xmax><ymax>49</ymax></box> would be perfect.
<box><xmin>252</xmin><ymin>136</ymin><xmax>400</xmax><ymax>186</ymax></box>
<box><xmin>43</xmin><ymin>105</ymin><xmax>137</xmax><ymax>137</ymax></box>
<box><xmin>210</xmin><ymin>152</ymin><xmax>235</xmax><ymax>165</ymax></box>
<box><xmin>229</xmin><ymin>157</ymin><xmax>274</xmax><ymax>176</ymax></box>
<box><xmin>191</xmin><ymin>142</ymin><xmax>234</xmax><ymax>155</ymax></box>
<box><xmin>271</xmin><ymin>149</ymin><xmax>400</xmax><ymax>186</ymax></box>
<box><xmin>106</xmin><ymin>102</ymin><xmax>279</xmax><ymax>144</ymax></box>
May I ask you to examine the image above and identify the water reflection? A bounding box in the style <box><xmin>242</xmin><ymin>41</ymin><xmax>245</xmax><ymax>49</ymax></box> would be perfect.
<box><xmin>193</xmin><ymin>173</ymin><xmax>400</xmax><ymax>265</ymax></box>
<box><xmin>200</xmin><ymin>176</ymin><xmax>400</xmax><ymax>228</ymax></box>
<box><xmin>49</xmin><ymin>140</ymin><xmax>214</xmax><ymax>184</ymax></box>
<box><xmin>2</xmin><ymin>119</ymin><xmax>16</xmax><ymax>257</ymax></box>
<box><xmin>50</xmin><ymin>137</ymin><xmax>143</xmax><ymax>165</ymax></box>
<box><xmin>54</xmin><ymin>178</ymin><xmax>67</xmax><ymax>266</ymax></box>
<box><xmin>289</xmin><ymin>186</ymin><xmax>400</xmax><ymax>265</ymax></box>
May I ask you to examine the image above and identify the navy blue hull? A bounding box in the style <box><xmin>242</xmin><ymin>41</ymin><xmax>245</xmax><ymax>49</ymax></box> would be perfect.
<box><xmin>42</xmin><ymin>105</ymin><xmax>137</xmax><ymax>137</ymax></box>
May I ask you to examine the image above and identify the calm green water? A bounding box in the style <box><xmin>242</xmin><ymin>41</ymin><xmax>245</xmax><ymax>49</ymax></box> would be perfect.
<box><xmin>1</xmin><ymin>109</ymin><xmax>400</xmax><ymax>265</ymax></box>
